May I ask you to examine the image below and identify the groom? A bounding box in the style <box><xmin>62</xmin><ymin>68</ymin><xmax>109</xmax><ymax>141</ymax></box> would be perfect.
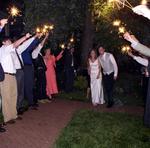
<box><xmin>98</xmin><ymin>47</ymin><xmax>118</xmax><ymax>108</ymax></box>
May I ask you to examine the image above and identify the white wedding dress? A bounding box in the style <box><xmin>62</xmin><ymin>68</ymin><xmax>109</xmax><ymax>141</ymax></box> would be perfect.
<box><xmin>89</xmin><ymin>59</ymin><xmax>104</xmax><ymax>105</ymax></box>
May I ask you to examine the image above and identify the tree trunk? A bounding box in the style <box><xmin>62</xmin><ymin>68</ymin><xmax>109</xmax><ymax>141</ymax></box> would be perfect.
<box><xmin>81</xmin><ymin>1</ymin><xmax>94</xmax><ymax>67</ymax></box>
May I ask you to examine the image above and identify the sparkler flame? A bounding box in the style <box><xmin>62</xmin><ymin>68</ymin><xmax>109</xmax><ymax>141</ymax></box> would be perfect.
<box><xmin>108</xmin><ymin>0</ymin><xmax>133</xmax><ymax>9</ymax></box>
<box><xmin>10</xmin><ymin>6</ymin><xmax>20</xmax><ymax>17</ymax></box>
<box><xmin>36</xmin><ymin>27</ymin><xmax>41</xmax><ymax>33</ymax></box>
<box><xmin>60</xmin><ymin>44</ymin><xmax>65</xmax><ymax>49</ymax></box>
<box><xmin>113</xmin><ymin>20</ymin><xmax>121</xmax><ymax>26</ymax></box>
<box><xmin>49</xmin><ymin>25</ymin><xmax>54</xmax><ymax>30</ymax></box>
<box><xmin>70</xmin><ymin>38</ymin><xmax>74</xmax><ymax>43</ymax></box>
<box><xmin>121</xmin><ymin>45</ymin><xmax>131</xmax><ymax>53</ymax></box>
<box><xmin>118</xmin><ymin>26</ymin><xmax>125</xmax><ymax>33</ymax></box>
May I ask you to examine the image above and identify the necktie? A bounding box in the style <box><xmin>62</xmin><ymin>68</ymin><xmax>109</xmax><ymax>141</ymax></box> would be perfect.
<box><xmin>15</xmin><ymin>49</ymin><xmax>24</xmax><ymax>69</ymax></box>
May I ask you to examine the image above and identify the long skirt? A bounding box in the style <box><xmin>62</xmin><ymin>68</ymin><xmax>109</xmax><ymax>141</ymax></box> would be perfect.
<box><xmin>90</xmin><ymin>76</ymin><xmax>104</xmax><ymax>105</ymax></box>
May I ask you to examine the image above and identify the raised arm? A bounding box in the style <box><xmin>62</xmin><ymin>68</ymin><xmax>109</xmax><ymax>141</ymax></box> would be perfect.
<box><xmin>13</xmin><ymin>33</ymin><xmax>32</xmax><ymax>48</ymax></box>
<box><xmin>128</xmin><ymin>51</ymin><xmax>148</xmax><ymax>67</ymax></box>
<box><xmin>56</xmin><ymin>50</ymin><xmax>64</xmax><ymax>61</ymax></box>
<box><xmin>124</xmin><ymin>32</ymin><xmax>150</xmax><ymax>57</ymax></box>
<box><xmin>41</xmin><ymin>33</ymin><xmax>49</xmax><ymax>47</ymax></box>
<box><xmin>0</xmin><ymin>19</ymin><xmax>8</xmax><ymax>32</ymax></box>
<box><xmin>17</xmin><ymin>36</ymin><xmax>36</xmax><ymax>54</ymax></box>
<box><xmin>132</xmin><ymin>43</ymin><xmax>150</xmax><ymax>57</ymax></box>
<box><xmin>32</xmin><ymin>33</ymin><xmax>49</xmax><ymax>59</ymax></box>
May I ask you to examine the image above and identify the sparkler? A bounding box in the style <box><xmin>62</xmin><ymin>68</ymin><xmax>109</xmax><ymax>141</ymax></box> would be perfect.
<box><xmin>113</xmin><ymin>20</ymin><xmax>121</xmax><ymax>26</ymax></box>
<box><xmin>9</xmin><ymin>6</ymin><xmax>20</xmax><ymax>17</ymax></box>
<box><xmin>121</xmin><ymin>45</ymin><xmax>131</xmax><ymax>53</ymax></box>
<box><xmin>36</xmin><ymin>24</ymin><xmax>54</xmax><ymax>34</ymax></box>
<box><xmin>70</xmin><ymin>37</ymin><xmax>74</xmax><ymax>43</ymax></box>
<box><xmin>118</xmin><ymin>26</ymin><xmax>126</xmax><ymax>33</ymax></box>
<box><xmin>108</xmin><ymin>0</ymin><xmax>133</xmax><ymax>9</ymax></box>
<box><xmin>42</xmin><ymin>28</ymin><xmax>47</xmax><ymax>34</ymax></box>
<box><xmin>60</xmin><ymin>44</ymin><xmax>65</xmax><ymax>49</ymax></box>
<box><xmin>44</xmin><ymin>25</ymin><xmax>49</xmax><ymax>29</ymax></box>
<box><xmin>36</xmin><ymin>27</ymin><xmax>41</xmax><ymax>33</ymax></box>
<box><xmin>49</xmin><ymin>25</ymin><xmax>54</xmax><ymax>30</ymax></box>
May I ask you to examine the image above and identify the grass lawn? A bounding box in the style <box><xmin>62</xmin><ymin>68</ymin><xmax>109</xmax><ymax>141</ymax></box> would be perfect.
<box><xmin>55</xmin><ymin>110</ymin><xmax>150</xmax><ymax>148</ymax></box>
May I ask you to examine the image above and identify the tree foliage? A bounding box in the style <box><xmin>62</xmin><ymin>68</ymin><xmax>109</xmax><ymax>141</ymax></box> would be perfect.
<box><xmin>90</xmin><ymin>0</ymin><xmax>150</xmax><ymax>68</ymax></box>
<box><xmin>24</xmin><ymin>0</ymin><xmax>87</xmax><ymax>42</ymax></box>
<box><xmin>24</xmin><ymin>0</ymin><xmax>150</xmax><ymax>68</ymax></box>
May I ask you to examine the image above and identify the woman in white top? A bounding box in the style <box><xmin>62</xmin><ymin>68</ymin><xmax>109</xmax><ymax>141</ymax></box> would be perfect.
<box><xmin>88</xmin><ymin>49</ymin><xmax>104</xmax><ymax>106</ymax></box>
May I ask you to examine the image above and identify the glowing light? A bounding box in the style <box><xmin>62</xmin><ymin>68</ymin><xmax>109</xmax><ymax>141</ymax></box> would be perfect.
<box><xmin>141</xmin><ymin>0</ymin><xmax>147</xmax><ymax>5</ymax></box>
<box><xmin>10</xmin><ymin>6</ymin><xmax>20</xmax><ymax>17</ymax></box>
<box><xmin>60</xmin><ymin>44</ymin><xmax>65</xmax><ymax>49</ymax></box>
<box><xmin>36</xmin><ymin>27</ymin><xmax>41</xmax><ymax>33</ymax></box>
<box><xmin>49</xmin><ymin>25</ymin><xmax>54</xmax><ymax>30</ymax></box>
<box><xmin>42</xmin><ymin>28</ymin><xmax>47</xmax><ymax>34</ymax></box>
<box><xmin>108</xmin><ymin>0</ymin><xmax>133</xmax><ymax>9</ymax></box>
<box><xmin>113</xmin><ymin>20</ymin><xmax>121</xmax><ymax>26</ymax></box>
<box><xmin>121</xmin><ymin>45</ymin><xmax>131</xmax><ymax>53</ymax></box>
<box><xmin>70</xmin><ymin>38</ymin><xmax>74</xmax><ymax>43</ymax></box>
<box><xmin>44</xmin><ymin>25</ymin><xmax>49</xmax><ymax>29</ymax></box>
<box><xmin>118</xmin><ymin>26</ymin><xmax>125</xmax><ymax>33</ymax></box>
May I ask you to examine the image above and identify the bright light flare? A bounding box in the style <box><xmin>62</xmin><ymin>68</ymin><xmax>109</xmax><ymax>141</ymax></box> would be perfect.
<box><xmin>44</xmin><ymin>25</ymin><xmax>49</xmax><ymax>29</ymax></box>
<box><xmin>60</xmin><ymin>44</ymin><xmax>65</xmax><ymax>49</ymax></box>
<box><xmin>36</xmin><ymin>27</ymin><xmax>41</xmax><ymax>33</ymax></box>
<box><xmin>113</xmin><ymin>20</ymin><xmax>121</xmax><ymax>26</ymax></box>
<box><xmin>121</xmin><ymin>45</ymin><xmax>131</xmax><ymax>53</ymax></box>
<box><xmin>108</xmin><ymin>0</ymin><xmax>133</xmax><ymax>9</ymax></box>
<box><xmin>49</xmin><ymin>25</ymin><xmax>54</xmax><ymax>30</ymax></box>
<box><xmin>70</xmin><ymin>38</ymin><xmax>74</xmax><ymax>43</ymax></box>
<box><xmin>118</xmin><ymin>26</ymin><xmax>125</xmax><ymax>33</ymax></box>
<box><xmin>10</xmin><ymin>6</ymin><xmax>20</xmax><ymax>17</ymax></box>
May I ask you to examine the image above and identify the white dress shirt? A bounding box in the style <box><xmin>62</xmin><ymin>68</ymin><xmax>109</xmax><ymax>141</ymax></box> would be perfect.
<box><xmin>99</xmin><ymin>52</ymin><xmax>118</xmax><ymax>77</ymax></box>
<box><xmin>0</xmin><ymin>44</ymin><xmax>16</xmax><ymax>74</ymax></box>
<box><xmin>12</xmin><ymin>37</ymin><xmax>35</xmax><ymax>70</ymax></box>
<box><xmin>32</xmin><ymin>44</ymin><xmax>43</xmax><ymax>59</ymax></box>
<box><xmin>133</xmin><ymin>56</ymin><xmax>148</xmax><ymax>67</ymax></box>
<box><xmin>0</xmin><ymin>26</ymin><xmax>3</xmax><ymax>32</ymax></box>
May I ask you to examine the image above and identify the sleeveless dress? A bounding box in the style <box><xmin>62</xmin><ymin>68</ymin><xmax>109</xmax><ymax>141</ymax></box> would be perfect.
<box><xmin>89</xmin><ymin>59</ymin><xmax>104</xmax><ymax>105</ymax></box>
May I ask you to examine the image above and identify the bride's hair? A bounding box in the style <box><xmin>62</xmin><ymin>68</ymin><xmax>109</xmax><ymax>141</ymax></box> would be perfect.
<box><xmin>88</xmin><ymin>49</ymin><xmax>97</xmax><ymax>60</ymax></box>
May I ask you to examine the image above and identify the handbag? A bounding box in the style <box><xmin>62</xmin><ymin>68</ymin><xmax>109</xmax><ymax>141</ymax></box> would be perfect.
<box><xmin>0</xmin><ymin>63</ymin><xmax>4</xmax><ymax>82</ymax></box>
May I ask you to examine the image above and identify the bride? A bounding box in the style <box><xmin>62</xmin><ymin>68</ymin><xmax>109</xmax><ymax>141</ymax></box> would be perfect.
<box><xmin>88</xmin><ymin>49</ymin><xmax>104</xmax><ymax>106</ymax></box>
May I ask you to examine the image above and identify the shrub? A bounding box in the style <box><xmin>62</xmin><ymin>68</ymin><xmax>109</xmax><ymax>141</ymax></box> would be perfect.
<box><xmin>74</xmin><ymin>76</ymin><xmax>88</xmax><ymax>91</ymax></box>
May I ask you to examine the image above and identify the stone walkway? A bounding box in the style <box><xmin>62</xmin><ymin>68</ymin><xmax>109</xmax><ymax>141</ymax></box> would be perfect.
<box><xmin>0</xmin><ymin>99</ymin><xmax>144</xmax><ymax>148</ymax></box>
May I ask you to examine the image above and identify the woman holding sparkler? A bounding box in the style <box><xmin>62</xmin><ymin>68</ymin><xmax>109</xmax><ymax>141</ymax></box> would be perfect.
<box><xmin>44</xmin><ymin>48</ymin><xmax>64</xmax><ymax>99</ymax></box>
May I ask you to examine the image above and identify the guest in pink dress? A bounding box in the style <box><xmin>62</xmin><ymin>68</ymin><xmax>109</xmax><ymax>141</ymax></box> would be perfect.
<box><xmin>44</xmin><ymin>49</ymin><xmax>64</xmax><ymax>98</ymax></box>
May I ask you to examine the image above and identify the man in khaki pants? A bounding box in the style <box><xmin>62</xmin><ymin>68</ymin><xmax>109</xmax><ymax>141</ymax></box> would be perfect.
<box><xmin>0</xmin><ymin>18</ymin><xmax>8</xmax><ymax>132</ymax></box>
<box><xmin>0</xmin><ymin>33</ymin><xmax>31</xmax><ymax>123</ymax></box>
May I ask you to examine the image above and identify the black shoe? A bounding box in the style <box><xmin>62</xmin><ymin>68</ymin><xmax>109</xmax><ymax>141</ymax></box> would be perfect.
<box><xmin>0</xmin><ymin>127</ymin><xmax>6</xmax><ymax>133</ymax></box>
<box><xmin>17</xmin><ymin>109</ymin><xmax>24</xmax><ymax>115</ymax></box>
<box><xmin>107</xmin><ymin>102</ymin><xmax>114</xmax><ymax>108</ymax></box>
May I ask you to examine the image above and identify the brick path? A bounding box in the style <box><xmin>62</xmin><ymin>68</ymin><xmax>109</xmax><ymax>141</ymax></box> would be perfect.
<box><xmin>0</xmin><ymin>99</ymin><xmax>144</xmax><ymax>148</ymax></box>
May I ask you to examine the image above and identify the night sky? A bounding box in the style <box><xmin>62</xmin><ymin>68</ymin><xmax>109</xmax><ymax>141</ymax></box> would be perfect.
<box><xmin>0</xmin><ymin>0</ymin><xmax>25</xmax><ymax>37</ymax></box>
<box><xmin>0</xmin><ymin>0</ymin><xmax>10</xmax><ymax>11</ymax></box>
